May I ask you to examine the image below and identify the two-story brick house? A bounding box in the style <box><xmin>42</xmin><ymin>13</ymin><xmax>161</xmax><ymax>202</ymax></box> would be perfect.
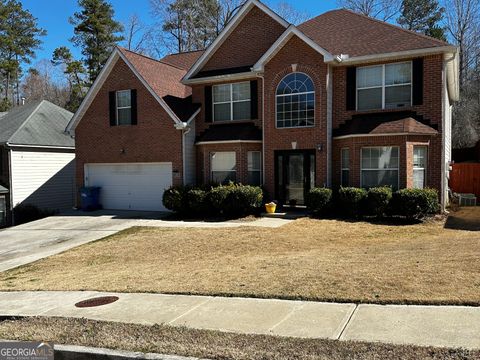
<box><xmin>67</xmin><ymin>0</ymin><xmax>459</xmax><ymax>211</ymax></box>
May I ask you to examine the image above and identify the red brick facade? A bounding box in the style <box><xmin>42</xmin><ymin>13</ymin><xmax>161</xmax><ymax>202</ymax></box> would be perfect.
<box><xmin>202</xmin><ymin>6</ymin><xmax>285</xmax><ymax>72</ymax></box>
<box><xmin>74</xmin><ymin>4</ymin><xmax>451</xmax><ymax>209</ymax></box>
<box><xmin>75</xmin><ymin>59</ymin><xmax>185</xmax><ymax>201</ymax></box>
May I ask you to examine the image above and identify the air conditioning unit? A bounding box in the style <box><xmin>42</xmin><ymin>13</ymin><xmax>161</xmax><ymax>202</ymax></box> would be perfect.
<box><xmin>458</xmin><ymin>193</ymin><xmax>477</xmax><ymax>207</ymax></box>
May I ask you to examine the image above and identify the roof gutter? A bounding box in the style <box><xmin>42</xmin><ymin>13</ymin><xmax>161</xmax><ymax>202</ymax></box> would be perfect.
<box><xmin>5</xmin><ymin>142</ymin><xmax>75</xmax><ymax>150</ymax></box>
<box><xmin>182</xmin><ymin>71</ymin><xmax>257</xmax><ymax>85</ymax></box>
<box><xmin>328</xmin><ymin>46</ymin><xmax>458</xmax><ymax>66</ymax></box>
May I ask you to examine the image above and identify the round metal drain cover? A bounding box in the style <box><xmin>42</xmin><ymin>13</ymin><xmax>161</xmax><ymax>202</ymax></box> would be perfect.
<box><xmin>75</xmin><ymin>296</ymin><xmax>119</xmax><ymax>308</ymax></box>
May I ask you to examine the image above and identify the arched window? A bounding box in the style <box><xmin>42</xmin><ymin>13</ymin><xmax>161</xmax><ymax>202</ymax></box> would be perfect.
<box><xmin>276</xmin><ymin>72</ymin><xmax>315</xmax><ymax>128</ymax></box>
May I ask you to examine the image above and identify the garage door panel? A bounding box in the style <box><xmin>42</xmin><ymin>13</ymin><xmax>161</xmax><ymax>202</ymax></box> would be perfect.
<box><xmin>85</xmin><ymin>163</ymin><xmax>172</xmax><ymax>211</ymax></box>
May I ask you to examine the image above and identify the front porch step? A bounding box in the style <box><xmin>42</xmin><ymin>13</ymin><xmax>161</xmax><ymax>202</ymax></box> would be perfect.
<box><xmin>261</xmin><ymin>210</ymin><xmax>310</xmax><ymax>220</ymax></box>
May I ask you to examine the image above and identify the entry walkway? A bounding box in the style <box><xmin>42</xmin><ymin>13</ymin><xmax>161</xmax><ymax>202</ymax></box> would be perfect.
<box><xmin>0</xmin><ymin>291</ymin><xmax>479</xmax><ymax>350</ymax></box>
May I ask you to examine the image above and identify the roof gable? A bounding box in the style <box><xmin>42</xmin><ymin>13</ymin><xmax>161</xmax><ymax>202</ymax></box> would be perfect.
<box><xmin>161</xmin><ymin>50</ymin><xmax>204</xmax><ymax>71</ymax></box>
<box><xmin>183</xmin><ymin>0</ymin><xmax>289</xmax><ymax>81</ymax></box>
<box><xmin>298</xmin><ymin>9</ymin><xmax>449</xmax><ymax>58</ymax></box>
<box><xmin>67</xmin><ymin>48</ymin><xmax>200</xmax><ymax>132</ymax></box>
<box><xmin>0</xmin><ymin>100</ymin><xmax>74</xmax><ymax>148</ymax></box>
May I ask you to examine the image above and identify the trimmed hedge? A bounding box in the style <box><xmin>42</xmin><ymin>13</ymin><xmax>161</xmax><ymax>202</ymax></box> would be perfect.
<box><xmin>162</xmin><ymin>186</ymin><xmax>187</xmax><ymax>214</ymax></box>
<box><xmin>306</xmin><ymin>187</ymin><xmax>332</xmax><ymax>216</ymax></box>
<box><xmin>338</xmin><ymin>187</ymin><xmax>368</xmax><ymax>218</ymax></box>
<box><xmin>390</xmin><ymin>188</ymin><xmax>440</xmax><ymax>219</ymax></box>
<box><xmin>366</xmin><ymin>186</ymin><xmax>392</xmax><ymax>218</ymax></box>
<box><xmin>163</xmin><ymin>183</ymin><xmax>263</xmax><ymax>218</ymax></box>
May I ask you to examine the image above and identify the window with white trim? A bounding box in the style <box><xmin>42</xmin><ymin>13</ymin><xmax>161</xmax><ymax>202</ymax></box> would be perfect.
<box><xmin>341</xmin><ymin>148</ymin><xmax>350</xmax><ymax>186</ymax></box>
<box><xmin>0</xmin><ymin>196</ymin><xmax>5</xmax><ymax>227</ymax></box>
<box><xmin>413</xmin><ymin>146</ymin><xmax>427</xmax><ymax>189</ymax></box>
<box><xmin>213</xmin><ymin>82</ymin><xmax>251</xmax><ymax>121</ymax></box>
<box><xmin>211</xmin><ymin>152</ymin><xmax>236</xmax><ymax>184</ymax></box>
<box><xmin>276</xmin><ymin>72</ymin><xmax>315</xmax><ymax>128</ymax></box>
<box><xmin>361</xmin><ymin>147</ymin><xmax>399</xmax><ymax>190</ymax></box>
<box><xmin>248</xmin><ymin>151</ymin><xmax>262</xmax><ymax>186</ymax></box>
<box><xmin>116</xmin><ymin>90</ymin><xmax>132</xmax><ymax>125</ymax></box>
<box><xmin>357</xmin><ymin>62</ymin><xmax>412</xmax><ymax>111</ymax></box>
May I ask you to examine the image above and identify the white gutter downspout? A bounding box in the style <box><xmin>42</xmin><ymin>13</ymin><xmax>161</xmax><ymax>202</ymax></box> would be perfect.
<box><xmin>441</xmin><ymin>53</ymin><xmax>457</xmax><ymax>212</ymax></box>
<box><xmin>7</xmin><ymin>148</ymin><xmax>14</xmax><ymax>225</ymax></box>
<box><xmin>256</xmin><ymin>72</ymin><xmax>266</xmax><ymax>187</ymax></box>
<box><xmin>326</xmin><ymin>64</ymin><xmax>333</xmax><ymax>187</ymax></box>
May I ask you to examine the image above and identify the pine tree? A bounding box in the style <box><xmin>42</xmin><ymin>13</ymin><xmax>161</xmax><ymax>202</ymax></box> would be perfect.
<box><xmin>52</xmin><ymin>46</ymin><xmax>87</xmax><ymax>111</ymax></box>
<box><xmin>69</xmin><ymin>0</ymin><xmax>124</xmax><ymax>84</ymax></box>
<box><xmin>0</xmin><ymin>0</ymin><xmax>46</xmax><ymax>108</ymax></box>
<box><xmin>397</xmin><ymin>0</ymin><xmax>446</xmax><ymax>40</ymax></box>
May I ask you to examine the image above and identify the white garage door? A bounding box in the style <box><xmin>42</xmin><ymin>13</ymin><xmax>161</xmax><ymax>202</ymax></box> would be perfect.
<box><xmin>84</xmin><ymin>163</ymin><xmax>172</xmax><ymax>211</ymax></box>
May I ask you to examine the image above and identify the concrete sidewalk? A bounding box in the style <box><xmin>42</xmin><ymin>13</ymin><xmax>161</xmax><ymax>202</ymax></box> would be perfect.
<box><xmin>0</xmin><ymin>291</ymin><xmax>479</xmax><ymax>350</ymax></box>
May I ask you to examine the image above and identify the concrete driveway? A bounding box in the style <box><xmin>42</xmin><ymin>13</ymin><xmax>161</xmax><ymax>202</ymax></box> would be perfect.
<box><xmin>0</xmin><ymin>210</ymin><xmax>163</xmax><ymax>273</ymax></box>
<box><xmin>0</xmin><ymin>210</ymin><xmax>290</xmax><ymax>273</ymax></box>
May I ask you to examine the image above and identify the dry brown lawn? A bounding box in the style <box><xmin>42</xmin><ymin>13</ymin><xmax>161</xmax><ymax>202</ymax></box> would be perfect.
<box><xmin>0</xmin><ymin>317</ymin><xmax>478</xmax><ymax>360</ymax></box>
<box><xmin>1</xmin><ymin>209</ymin><xmax>479</xmax><ymax>305</ymax></box>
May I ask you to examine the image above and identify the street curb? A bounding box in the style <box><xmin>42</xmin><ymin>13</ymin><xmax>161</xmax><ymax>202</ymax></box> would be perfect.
<box><xmin>0</xmin><ymin>341</ymin><xmax>206</xmax><ymax>360</ymax></box>
<box><xmin>53</xmin><ymin>344</ymin><xmax>207</xmax><ymax>360</ymax></box>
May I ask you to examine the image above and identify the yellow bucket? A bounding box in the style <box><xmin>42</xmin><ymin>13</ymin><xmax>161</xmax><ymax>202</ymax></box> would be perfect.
<box><xmin>265</xmin><ymin>203</ymin><xmax>276</xmax><ymax>214</ymax></box>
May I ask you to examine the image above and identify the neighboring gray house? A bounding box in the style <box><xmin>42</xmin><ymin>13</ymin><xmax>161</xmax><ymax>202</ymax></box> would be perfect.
<box><xmin>0</xmin><ymin>100</ymin><xmax>75</xmax><ymax>227</ymax></box>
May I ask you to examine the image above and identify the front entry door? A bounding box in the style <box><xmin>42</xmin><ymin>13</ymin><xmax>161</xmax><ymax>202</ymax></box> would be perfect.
<box><xmin>275</xmin><ymin>150</ymin><xmax>315</xmax><ymax>205</ymax></box>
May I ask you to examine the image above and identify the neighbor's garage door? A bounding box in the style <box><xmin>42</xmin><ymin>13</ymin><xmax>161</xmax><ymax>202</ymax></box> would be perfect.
<box><xmin>84</xmin><ymin>163</ymin><xmax>172</xmax><ymax>211</ymax></box>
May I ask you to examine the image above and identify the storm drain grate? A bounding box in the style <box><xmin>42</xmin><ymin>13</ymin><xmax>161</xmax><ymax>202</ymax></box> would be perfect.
<box><xmin>75</xmin><ymin>296</ymin><xmax>119</xmax><ymax>308</ymax></box>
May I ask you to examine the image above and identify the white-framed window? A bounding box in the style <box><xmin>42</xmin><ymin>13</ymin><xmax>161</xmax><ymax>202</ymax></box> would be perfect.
<box><xmin>116</xmin><ymin>90</ymin><xmax>132</xmax><ymax>125</ymax></box>
<box><xmin>361</xmin><ymin>146</ymin><xmax>399</xmax><ymax>190</ymax></box>
<box><xmin>248</xmin><ymin>151</ymin><xmax>262</xmax><ymax>186</ymax></box>
<box><xmin>276</xmin><ymin>72</ymin><xmax>315</xmax><ymax>128</ymax></box>
<box><xmin>0</xmin><ymin>196</ymin><xmax>5</xmax><ymax>227</ymax></box>
<box><xmin>213</xmin><ymin>82</ymin><xmax>251</xmax><ymax>121</ymax></box>
<box><xmin>357</xmin><ymin>62</ymin><xmax>412</xmax><ymax>111</ymax></box>
<box><xmin>211</xmin><ymin>152</ymin><xmax>236</xmax><ymax>184</ymax></box>
<box><xmin>341</xmin><ymin>148</ymin><xmax>350</xmax><ymax>186</ymax></box>
<box><xmin>413</xmin><ymin>146</ymin><xmax>427</xmax><ymax>189</ymax></box>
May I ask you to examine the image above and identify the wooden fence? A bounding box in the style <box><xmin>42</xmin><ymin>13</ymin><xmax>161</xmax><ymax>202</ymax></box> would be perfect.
<box><xmin>450</xmin><ymin>163</ymin><xmax>480</xmax><ymax>198</ymax></box>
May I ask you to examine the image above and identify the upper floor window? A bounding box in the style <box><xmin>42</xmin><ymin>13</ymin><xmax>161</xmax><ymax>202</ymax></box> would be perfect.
<box><xmin>109</xmin><ymin>89</ymin><xmax>137</xmax><ymax>126</ymax></box>
<box><xmin>276</xmin><ymin>72</ymin><xmax>315</xmax><ymax>128</ymax></box>
<box><xmin>116</xmin><ymin>90</ymin><xmax>132</xmax><ymax>125</ymax></box>
<box><xmin>213</xmin><ymin>82</ymin><xmax>251</xmax><ymax>121</ymax></box>
<box><xmin>357</xmin><ymin>62</ymin><xmax>412</xmax><ymax>111</ymax></box>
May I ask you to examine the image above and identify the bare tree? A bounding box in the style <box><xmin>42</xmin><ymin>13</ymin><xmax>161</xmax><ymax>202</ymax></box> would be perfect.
<box><xmin>21</xmin><ymin>60</ymin><xmax>69</xmax><ymax>107</ymax></box>
<box><xmin>273</xmin><ymin>1</ymin><xmax>310</xmax><ymax>25</ymax></box>
<box><xmin>337</xmin><ymin>0</ymin><xmax>401</xmax><ymax>21</ymax></box>
<box><xmin>149</xmin><ymin>0</ymin><xmax>245</xmax><ymax>55</ymax></box>
<box><xmin>123</xmin><ymin>14</ymin><xmax>150</xmax><ymax>53</ymax></box>
<box><xmin>444</xmin><ymin>0</ymin><xmax>480</xmax><ymax>87</ymax></box>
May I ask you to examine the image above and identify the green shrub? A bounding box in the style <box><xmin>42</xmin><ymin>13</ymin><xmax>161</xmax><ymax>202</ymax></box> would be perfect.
<box><xmin>223</xmin><ymin>184</ymin><xmax>263</xmax><ymax>217</ymax></box>
<box><xmin>306</xmin><ymin>187</ymin><xmax>332</xmax><ymax>216</ymax></box>
<box><xmin>185</xmin><ymin>189</ymin><xmax>208</xmax><ymax>214</ymax></box>
<box><xmin>366</xmin><ymin>186</ymin><xmax>393</xmax><ymax>217</ymax></box>
<box><xmin>162</xmin><ymin>186</ymin><xmax>186</xmax><ymax>213</ymax></box>
<box><xmin>390</xmin><ymin>188</ymin><xmax>440</xmax><ymax>219</ymax></box>
<box><xmin>338</xmin><ymin>187</ymin><xmax>368</xmax><ymax>218</ymax></box>
<box><xmin>207</xmin><ymin>185</ymin><xmax>233</xmax><ymax>214</ymax></box>
<box><xmin>13</xmin><ymin>204</ymin><xmax>56</xmax><ymax>225</ymax></box>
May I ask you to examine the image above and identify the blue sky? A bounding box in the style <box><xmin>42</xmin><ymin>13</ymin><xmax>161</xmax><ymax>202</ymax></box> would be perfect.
<box><xmin>21</xmin><ymin>0</ymin><xmax>337</xmax><ymax>63</ymax></box>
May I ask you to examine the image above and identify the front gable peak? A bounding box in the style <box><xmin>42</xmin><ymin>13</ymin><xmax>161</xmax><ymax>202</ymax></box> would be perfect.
<box><xmin>183</xmin><ymin>0</ymin><xmax>289</xmax><ymax>82</ymax></box>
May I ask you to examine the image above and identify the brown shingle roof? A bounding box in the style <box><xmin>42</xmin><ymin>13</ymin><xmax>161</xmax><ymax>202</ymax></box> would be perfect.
<box><xmin>119</xmin><ymin>48</ymin><xmax>191</xmax><ymax>98</ymax></box>
<box><xmin>371</xmin><ymin>117</ymin><xmax>438</xmax><ymax>135</ymax></box>
<box><xmin>118</xmin><ymin>48</ymin><xmax>199</xmax><ymax>121</ymax></box>
<box><xmin>197</xmin><ymin>123</ymin><xmax>262</xmax><ymax>143</ymax></box>
<box><xmin>333</xmin><ymin>111</ymin><xmax>438</xmax><ymax>137</ymax></box>
<box><xmin>298</xmin><ymin>9</ymin><xmax>449</xmax><ymax>57</ymax></box>
<box><xmin>161</xmin><ymin>50</ymin><xmax>204</xmax><ymax>71</ymax></box>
